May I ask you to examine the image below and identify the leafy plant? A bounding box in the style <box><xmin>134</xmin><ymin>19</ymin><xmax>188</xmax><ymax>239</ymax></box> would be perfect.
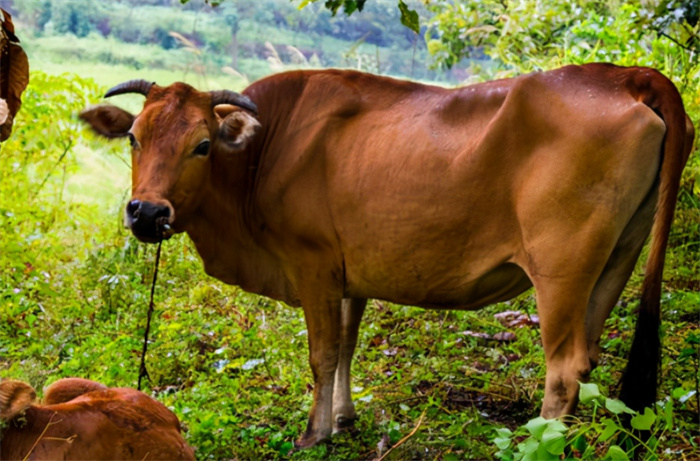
<box><xmin>494</xmin><ymin>382</ymin><xmax>688</xmax><ymax>461</ymax></box>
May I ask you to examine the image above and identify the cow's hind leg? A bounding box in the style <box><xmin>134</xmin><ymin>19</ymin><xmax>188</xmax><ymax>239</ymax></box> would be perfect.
<box><xmin>333</xmin><ymin>297</ymin><xmax>367</xmax><ymax>433</ymax></box>
<box><xmin>521</xmin><ymin>218</ymin><xmax>623</xmax><ymax>416</ymax></box>
<box><xmin>534</xmin><ymin>275</ymin><xmax>597</xmax><ymax>418</ymax></box>
<box><xmin>585</xmin><ymin>187</ymin><xmax>656</xmax><ymax>369</ymax></box>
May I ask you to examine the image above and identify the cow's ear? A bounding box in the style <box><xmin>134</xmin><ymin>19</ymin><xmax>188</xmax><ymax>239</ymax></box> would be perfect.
<box><xmin>215</xmin><ymin>105</ymin><xmax>261</xmax><ymax>151</ymax></box>
<box><xmin>79</xmin><ymin>104</ymin><xmax>135</xmax><ymax>139</ymax></box>
<box><xmin>0</xmin><ymin>380</ymin><xmax>36</xmax><ymax>421</ymax></box>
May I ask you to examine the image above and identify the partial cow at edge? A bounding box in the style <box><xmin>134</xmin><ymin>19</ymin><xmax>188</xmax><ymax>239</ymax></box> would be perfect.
<box><xmin>0</xmin><ymin>8</ymin><xmax>30</xmax><ymax>143</ymax></box>
<box><xmin>0</xmin><ymin>378</ymin><xmax>195</xmax><ymax>460</ymax></box>
<box><xmin>80</xmin><ymin>63</ymin><xmax>695</xmax><ymax>448</ymax></box>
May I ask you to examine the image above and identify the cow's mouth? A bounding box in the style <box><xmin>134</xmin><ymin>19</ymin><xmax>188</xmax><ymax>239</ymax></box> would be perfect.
<box><xmin>130</xmin><ymin>221</ymin><xmax>174</xmax><ymax>244</ymax></box>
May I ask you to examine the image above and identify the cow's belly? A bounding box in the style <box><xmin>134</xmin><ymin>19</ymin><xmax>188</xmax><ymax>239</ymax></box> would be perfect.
<box><xmin>421</xmin><ymin>262</ymin><xmax>533</xmax><ymax>310</ymax></box>
<box><xmin>345</xmin><ymin>259</ymin><xmax>532</xmax><ymax>310</ymax></box>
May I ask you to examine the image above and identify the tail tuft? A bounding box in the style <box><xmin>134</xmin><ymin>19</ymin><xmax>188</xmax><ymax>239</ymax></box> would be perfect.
<box><xmin>618</xmin><ymin>302</ymin><xmax>661</xmax><ymax>411</ymax></box>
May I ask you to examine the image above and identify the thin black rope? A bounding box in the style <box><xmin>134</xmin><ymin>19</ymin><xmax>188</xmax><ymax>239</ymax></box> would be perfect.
<box><xmin>138</xmin><ymin>240</ymin><xmax>162</xmax><ymax>391</ymax></box>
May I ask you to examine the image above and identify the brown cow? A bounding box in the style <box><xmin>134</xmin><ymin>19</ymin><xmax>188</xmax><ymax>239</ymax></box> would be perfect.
<box><xmin>0</xmin><ymin>378</ymin><xmax>195</xmax><ymax>460</ymax></box>
<box><xmin>0</xmin><ymin>8</ymin><xmax>29</xmax><ymax>142</ymax></box>
<box><xmin>80</xmin><ymin>64</ymin><xmax>695</xmax><ymax>447</ymax></box>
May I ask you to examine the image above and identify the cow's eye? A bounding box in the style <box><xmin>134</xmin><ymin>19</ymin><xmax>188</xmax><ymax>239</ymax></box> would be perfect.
<box><xmin>193</xmin><ymin>139</ymin><xmax>210</xmax><ymax>156</ymax></box>
<box><xmin>127</xmin><ymin>132</ymin><xmax>138</xmax><ymax>148</ymax></box>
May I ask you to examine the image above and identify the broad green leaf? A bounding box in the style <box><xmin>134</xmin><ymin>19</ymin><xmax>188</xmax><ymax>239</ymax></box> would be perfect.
<box><xmin>524</xmin><ymin>417</ymin><xmax>548</xmax><ymax>438</ymax></box>
<box><xmin>545</xmin><ymin>419</ymin><xmax>567</xmax><ymax>433</ymax></box>
<box><xmin>579</xmin><ymin>382</ymin><xmax>603</xmax><ymax>404</ymax></box>
<box><xmin>495</xmin><ymin>427</ymin><xmax>513</xmax><ymax>438</ymax></box>
<box><xmin>541</xmin><ymin>426</ymin><xmax>566</xmax><ymax>455</ymax></box>
<box><xmin>606</xmin><ymin>445</ymin><xmax>630</xmax><ymax>460</ymax></box>
<box><xmin>517</xmin><ymin>437</ymin><xmax>539</xmax><ymax>454</ymax></box>
<box><xmin>494</xmin><ymin>436</ymin><xmax>512</xmax><ymax>450</ymax></box>
<box><xmin>323</xmin><ymin>0</ymin><xmax>343</xmax><ymax>15</ymax></box>
<box><xmin>672</xmin><ymin>386</ymin><xmax>691</xmax><ymax>400</ymax></box>
<box><xmin>605</xmin><ymin>398</ymin><xmax>633</xmax><ymax>414</ymax></box>
<box><xmin>494</xmin><ymin>428</ymin><xmax>513</xmax><ymax>450</ymax></box>
<box><xmin>630</xmin><ymin>407</ymin><xmax>656</xmax><ymax>431</ymax></box>
<box><xmin>398</xmin><ymin>0</ymin><xmax>419</xmax><ymax>33</ymax></box>
<box><xmin>342</xmin><ymin>0</ymin><xmax>360</xmax><ymax>15</ymax></box>
<box><xmin>533</xmin><ymin>443</ymin><xmax>558</xmax><ymax>461</ymax></box>
<box><xmin>599</xmin><ymin>417</ymin><xmax>620</xmax><ymax>442</ymax></box>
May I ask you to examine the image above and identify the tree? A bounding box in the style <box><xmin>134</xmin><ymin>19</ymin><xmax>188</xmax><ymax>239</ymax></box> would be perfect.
<box><xmin>222</xmin><ymin>3</ymin><xmax>239</xmax><ymax>69</ymax></box>
<box><xmin>423</xmin><ymin>0</ymin><xmax>699</xmax><ymax>74</ymax></box>
<box><xmin>51</xmin><ymin>1</ymin><xmax>92</xmax><ymax>37</ymax></box>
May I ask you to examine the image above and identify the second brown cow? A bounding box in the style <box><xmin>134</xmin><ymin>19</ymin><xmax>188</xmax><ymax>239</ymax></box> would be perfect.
<box><xmin>0</xmin><ymin>378</ymin><xmax>194</xmax><ymax>460</ymax></box>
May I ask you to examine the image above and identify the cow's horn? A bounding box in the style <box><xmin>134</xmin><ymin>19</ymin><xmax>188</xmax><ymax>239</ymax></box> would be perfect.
<box><xmin>105</xmin><ymin>80</ymin><xmax>154</xmax><ymax>98</ymax></box>
<box><xmin>209</xmin><ymin>90</ymin><xmax>258</xmax><ymax>115</ymax></box>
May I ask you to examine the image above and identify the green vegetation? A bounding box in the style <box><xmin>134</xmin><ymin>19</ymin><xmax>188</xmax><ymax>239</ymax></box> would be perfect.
<box><xmin>0</xmin><ymin>0</ymin><xmax>698</xmax><ymax>459</ymax></box>
<box><xmin>6</xmin><ymin>0</ymin><xmax>452</xmax><ymax>84</ymax></box>
<box><xmin>495</xmin><ymin>382</ymin><xmax>698</xmax><ymax>461</ymax></box>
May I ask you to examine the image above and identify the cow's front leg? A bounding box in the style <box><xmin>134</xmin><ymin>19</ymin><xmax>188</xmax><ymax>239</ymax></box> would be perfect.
<box><xmin>333</xmin><ymin>298</ymin><xmax>367</xmax><ymax>433</ymax></box>
<box><xmin>296</xmin><ymin>293</ymin><xmax>342</xmax><ymax>448</ymax></box>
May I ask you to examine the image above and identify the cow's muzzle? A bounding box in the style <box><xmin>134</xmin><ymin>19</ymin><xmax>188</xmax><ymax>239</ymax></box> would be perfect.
<box><xmin>125</xmin><ymin>199</ymin><xmax>174</xmax><ymax>243</ymax></box>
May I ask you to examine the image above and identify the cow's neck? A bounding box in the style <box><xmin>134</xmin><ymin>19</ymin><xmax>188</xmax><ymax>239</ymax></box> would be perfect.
<box><xmin>183</xmin><ymin>132</ymin><xmax>298</xmax><ymax>304</ymax></box>
<box><xmin>183</xmin><ymin>75</ymin><xmax>309</xmax><ymax>303</ymax></box>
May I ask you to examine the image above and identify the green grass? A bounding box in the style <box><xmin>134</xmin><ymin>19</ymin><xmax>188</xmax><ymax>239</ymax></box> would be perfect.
<box><xmin>65</xmin><ymin>143</ymin><xmax>130</xmax><ymax>208</ymax></box>
<box><xmin>26</xmin><ymin>34</ymin><xmax>250</xmax><ymax>90</ymax></box>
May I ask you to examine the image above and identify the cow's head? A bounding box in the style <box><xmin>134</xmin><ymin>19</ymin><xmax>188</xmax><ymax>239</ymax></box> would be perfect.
<box><xmin>80</xmin><ymin>80</ymin><xmax>260</xmax><ymax>243</ymax></box>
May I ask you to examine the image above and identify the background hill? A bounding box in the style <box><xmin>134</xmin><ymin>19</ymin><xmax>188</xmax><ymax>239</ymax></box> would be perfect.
<box><xmin>2</xmin><ymin>0</ymin><xmax>467</xmax><ymax>89</ymax></box>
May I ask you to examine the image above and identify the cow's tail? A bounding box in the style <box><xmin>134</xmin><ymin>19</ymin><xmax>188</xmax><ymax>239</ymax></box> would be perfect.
<box><xmin>618</xmin><ymin>68</ymin><xmax>694</xmax><ymax>412</ymax></box>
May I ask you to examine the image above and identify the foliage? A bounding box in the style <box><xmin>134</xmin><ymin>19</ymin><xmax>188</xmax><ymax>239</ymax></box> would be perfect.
<box><xmin>494</xmin><ymin>382</ymin><xmax>693</xmax><ymax>461</ymax></box>
<box><xmin>424</xmin><ymin>1</ymin><xmax>698</xmax><ymax>72</ymax></box>
<box><xmin>296</xmin><ymin>0</ymin><xmax>420</xmax><ymax>33</ymax></box>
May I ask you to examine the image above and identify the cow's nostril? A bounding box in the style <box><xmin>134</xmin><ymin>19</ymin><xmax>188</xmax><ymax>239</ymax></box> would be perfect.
<box><xmin>154</xmin><ymin>206</ymin><xmax>170</xmax><ymax>219</ymax></box>
<box><xmin>127</xmin><ymin>199</ymin><xmax>142</xmax><ymax>218</ymax></box>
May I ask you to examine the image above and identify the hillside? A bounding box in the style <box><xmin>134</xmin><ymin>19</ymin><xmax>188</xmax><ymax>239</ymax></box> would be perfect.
<box><xmin>1</xmin><ymin>0</ymin><xmax>464</xmax><ymax>89</ymax></box>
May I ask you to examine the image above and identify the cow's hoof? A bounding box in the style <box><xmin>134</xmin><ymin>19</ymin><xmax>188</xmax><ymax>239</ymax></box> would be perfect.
<box><xmin>294</xmin><ymin>430</ymin><xmax>329</xmax><ymax>449</ymax></box>
<box><xmin>332</xmin><ymin>415</ymin><xmax>357</xmax><ymax>434</ymax></box>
